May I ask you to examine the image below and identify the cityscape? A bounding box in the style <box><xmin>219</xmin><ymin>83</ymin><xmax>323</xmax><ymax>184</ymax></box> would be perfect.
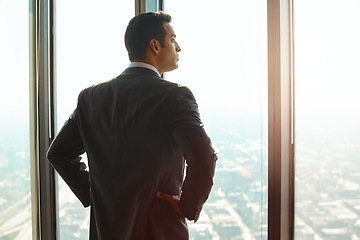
<box><xmin>0</xmin><ymin>115</ymin><xmax>360</xmax><ymax>239</ymax></box>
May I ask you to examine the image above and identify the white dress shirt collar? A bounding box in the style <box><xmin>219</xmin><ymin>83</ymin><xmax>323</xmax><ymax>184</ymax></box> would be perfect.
<box><xmin>128</xmin><ymin>62</ymin><xmax>161</xmax><ymax>77</ymax></box>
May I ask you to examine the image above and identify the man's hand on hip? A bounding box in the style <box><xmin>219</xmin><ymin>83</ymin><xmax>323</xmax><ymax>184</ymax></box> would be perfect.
<box><xmin>156</xmin><ymin>191</ymin><xmax>184</xmax><ymax>217</ymax></box>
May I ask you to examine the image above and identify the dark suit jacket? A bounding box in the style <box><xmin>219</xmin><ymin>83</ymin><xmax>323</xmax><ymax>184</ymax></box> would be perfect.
<box><xmin>47</xmin><ymin>67</ymin><xmax>217</xmax><ymax>240</ymax></box>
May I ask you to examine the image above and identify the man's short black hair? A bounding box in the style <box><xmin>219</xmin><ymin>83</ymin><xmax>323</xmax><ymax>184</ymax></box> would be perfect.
<box><xmin>125</xmin><ymin>11</ymin><xmax>172</xmax><ymax>61</ymax></box>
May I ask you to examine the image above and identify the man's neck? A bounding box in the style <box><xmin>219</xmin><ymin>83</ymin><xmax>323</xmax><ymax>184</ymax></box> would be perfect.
<box><xmin>128</xmin><ymin>61</ymin><xmax>161</xmax><ymax>77</ymax></box>
<box><xmin>132</xmin><ymin>57</ymin><xmax>163</xmax><ymax>75</ymax></box>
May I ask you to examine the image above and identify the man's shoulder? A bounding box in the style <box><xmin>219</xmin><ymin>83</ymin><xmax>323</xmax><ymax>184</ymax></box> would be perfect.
<box><xmin>77</xmin><ymin>71</ymin><xmax>193</xmax><ymax>100</ymax></box>
<box><xmin>76</xmin><ymin>75</ymin><xmax>121</xmax><ymax>103</ymax></box>
<box><xmin>78</xmin><ymin>79</ymin><xmax>111</xmax><ymax>96</ymax></box>
<box><xmin>167</xmin><ymin>82</ymin><xmax>194</xmax><ymax>97</ymax></box>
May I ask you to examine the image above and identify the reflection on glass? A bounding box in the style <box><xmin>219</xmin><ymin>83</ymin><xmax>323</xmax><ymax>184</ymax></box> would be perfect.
<box><xmin>294</xmin><ymin>1</ymin><xmax>360</xmax><ymax>239</ymax></box>
<box><xmin>56</xmin><ymin>0</ymin><xmax>133</xmax><ymax>239</ymax></box>
<box><xmin>164</xmin><ymin>1</ymin><xmax>268</xmax><ymax>239</ymax></box>
<box><xmin>0</xmin><ymin>0</ymin><xmax>32</xmax><ymax>239</ymax></box>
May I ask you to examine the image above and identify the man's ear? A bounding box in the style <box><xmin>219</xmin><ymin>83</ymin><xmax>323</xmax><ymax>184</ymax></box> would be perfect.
<box><xmin>149</xmin><ymin>39</ymin><xmax>160</xmax><ymax>54</ymax></box>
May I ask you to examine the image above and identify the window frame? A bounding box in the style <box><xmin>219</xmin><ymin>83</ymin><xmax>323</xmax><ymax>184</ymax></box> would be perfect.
<box><xmin>29</xmin><ymin>0</ymin><xmax>58</xmax><ymax>239</ymax></box>
<box><xmin>267</xmin><ymin>0</ymin><xmax>295</xmax><ymax>239</ymax></box>
<box><xmin>29</xmin><ymin>0</ymin><xmax>295</xmax><ymax>239</ymax></box>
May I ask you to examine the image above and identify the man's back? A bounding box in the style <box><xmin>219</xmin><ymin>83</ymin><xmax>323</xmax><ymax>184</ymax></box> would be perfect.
<box><xmin>80</xmin><ymin>67</ymin><xmax>191</xmax><ymax>238</ymax></box>
<box><xmin>48</xmin><ymin>67</ymin><xmax>217</xmax><ymax>239</ymax></box>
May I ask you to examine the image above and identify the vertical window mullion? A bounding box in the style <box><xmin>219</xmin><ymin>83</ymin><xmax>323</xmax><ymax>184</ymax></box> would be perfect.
<box><xmin>29</xmin><ymin>0</ymin><xmax>58</xmax><ymax>239</ymax></box>
<box><xmin>136</xmin><ymin>0</ymin><xmax>160</xmax><ymax>14</ymax></box>
<box><xmin>267</xmin><ymin>0</ymin><xmax>294</xmax><ymax>239</ymax></box>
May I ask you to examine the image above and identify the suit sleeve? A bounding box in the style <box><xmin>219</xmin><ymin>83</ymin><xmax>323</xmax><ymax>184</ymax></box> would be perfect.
<box><xmin>168</xmin><ymin>86</ymin><xmax>217</xmax><ymax>222</ymax></box>
<box><xmin>47</xmin><ymin>108</ymin><xmax>91</xmax><ymax>207</ymax></box>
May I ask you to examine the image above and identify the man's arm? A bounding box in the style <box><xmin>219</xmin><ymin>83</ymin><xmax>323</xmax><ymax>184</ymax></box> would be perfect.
<box><xmin>165</xmin><ymin>86</ymin><xmax>217</xmax><ymax>222</ymax></box>
<box><xmin>47</xmin><ymin>111</ymin><xmax>91</xmax><ymax>207</ymax></box>
<box><xmin>174</xmin><ymin>126</ymin><xmax>217</xmax><ymax>221</ymax></box>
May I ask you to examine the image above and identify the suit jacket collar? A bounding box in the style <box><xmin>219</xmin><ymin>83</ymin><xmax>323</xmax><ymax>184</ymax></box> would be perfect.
<box><xmin>121</xmin><ymin>67</ymin><xmax>162</xmax><ymax>79</ymax></box>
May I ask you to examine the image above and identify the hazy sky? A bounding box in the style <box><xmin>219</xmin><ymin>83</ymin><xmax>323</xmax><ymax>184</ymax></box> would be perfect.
<box><xmin>1</xmin><ymin>0</ymin><xmax>359</xmax><ymax>132</ymax></box>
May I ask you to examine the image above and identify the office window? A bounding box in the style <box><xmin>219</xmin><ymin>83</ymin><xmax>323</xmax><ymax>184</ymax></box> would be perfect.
<box><xmin>0</xmin><ymin>0</ymin><xmax>32</xmax><ymax>239</ymax></box>
<box><xmin>56</xmin><ymin>0</ymin><xmax>134</xmax><ymax>238</ymax></box>
<box><xmin>164</xmin><ymin>1</ymin><xmax>268</xmax><ymax>239</ymax></box>
<box><xmin>294</xmin><ymin>0</ymin><xmax>360</xmax><ymax>239</ymax></box>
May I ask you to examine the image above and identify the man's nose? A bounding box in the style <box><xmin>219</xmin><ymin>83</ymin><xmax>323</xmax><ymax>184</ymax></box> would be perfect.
<box><xmin>176</xmin><ymin>42</ymin><xmax>181</xmax><ymax>52</ymax></box>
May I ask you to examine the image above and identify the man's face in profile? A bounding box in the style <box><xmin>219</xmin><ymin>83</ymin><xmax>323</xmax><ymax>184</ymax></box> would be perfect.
<box><xmin>157</xmin><ymin>22</ymin><xmax>181</xmax><ymax>73</ymax></box>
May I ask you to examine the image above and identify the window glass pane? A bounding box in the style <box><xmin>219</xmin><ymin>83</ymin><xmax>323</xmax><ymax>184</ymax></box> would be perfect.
<box><xmin>164</xmin><ymin>1</ymin><xmax>268</xmax><ymax>239</ymax></box>
<box><xmin>0</xmin><ymin>0</ymin><xmax>32</xmax><ymax>238</ymax></box>
<box><xmin>294</xmin><ymin>0</ymin><xmax>360</xmax><ymax>239</ymax></box>
<box><xmin>56</xmin><ymin>1</ymin><xmax>133</xmax><ymax>239</ymax></box>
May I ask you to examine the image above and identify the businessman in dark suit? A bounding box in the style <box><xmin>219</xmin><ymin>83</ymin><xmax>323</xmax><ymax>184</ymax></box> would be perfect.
<box><xmin>47</xmin><ymin>11</ymin><xmax>217</xmax><ymax>240</ymax></box>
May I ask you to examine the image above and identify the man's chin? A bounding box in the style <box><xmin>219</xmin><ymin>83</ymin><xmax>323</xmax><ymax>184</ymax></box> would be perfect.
<box><xmin>174</xmin><ymin>62</ymin><xmax>179</xmax><ymax>69</ymax></box>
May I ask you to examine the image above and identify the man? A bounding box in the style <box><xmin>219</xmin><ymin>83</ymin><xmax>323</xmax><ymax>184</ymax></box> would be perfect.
<box><xmin>47</xmin><ymin>11</ymin><xmax>217</xmax><ymax>240</ymax></box>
